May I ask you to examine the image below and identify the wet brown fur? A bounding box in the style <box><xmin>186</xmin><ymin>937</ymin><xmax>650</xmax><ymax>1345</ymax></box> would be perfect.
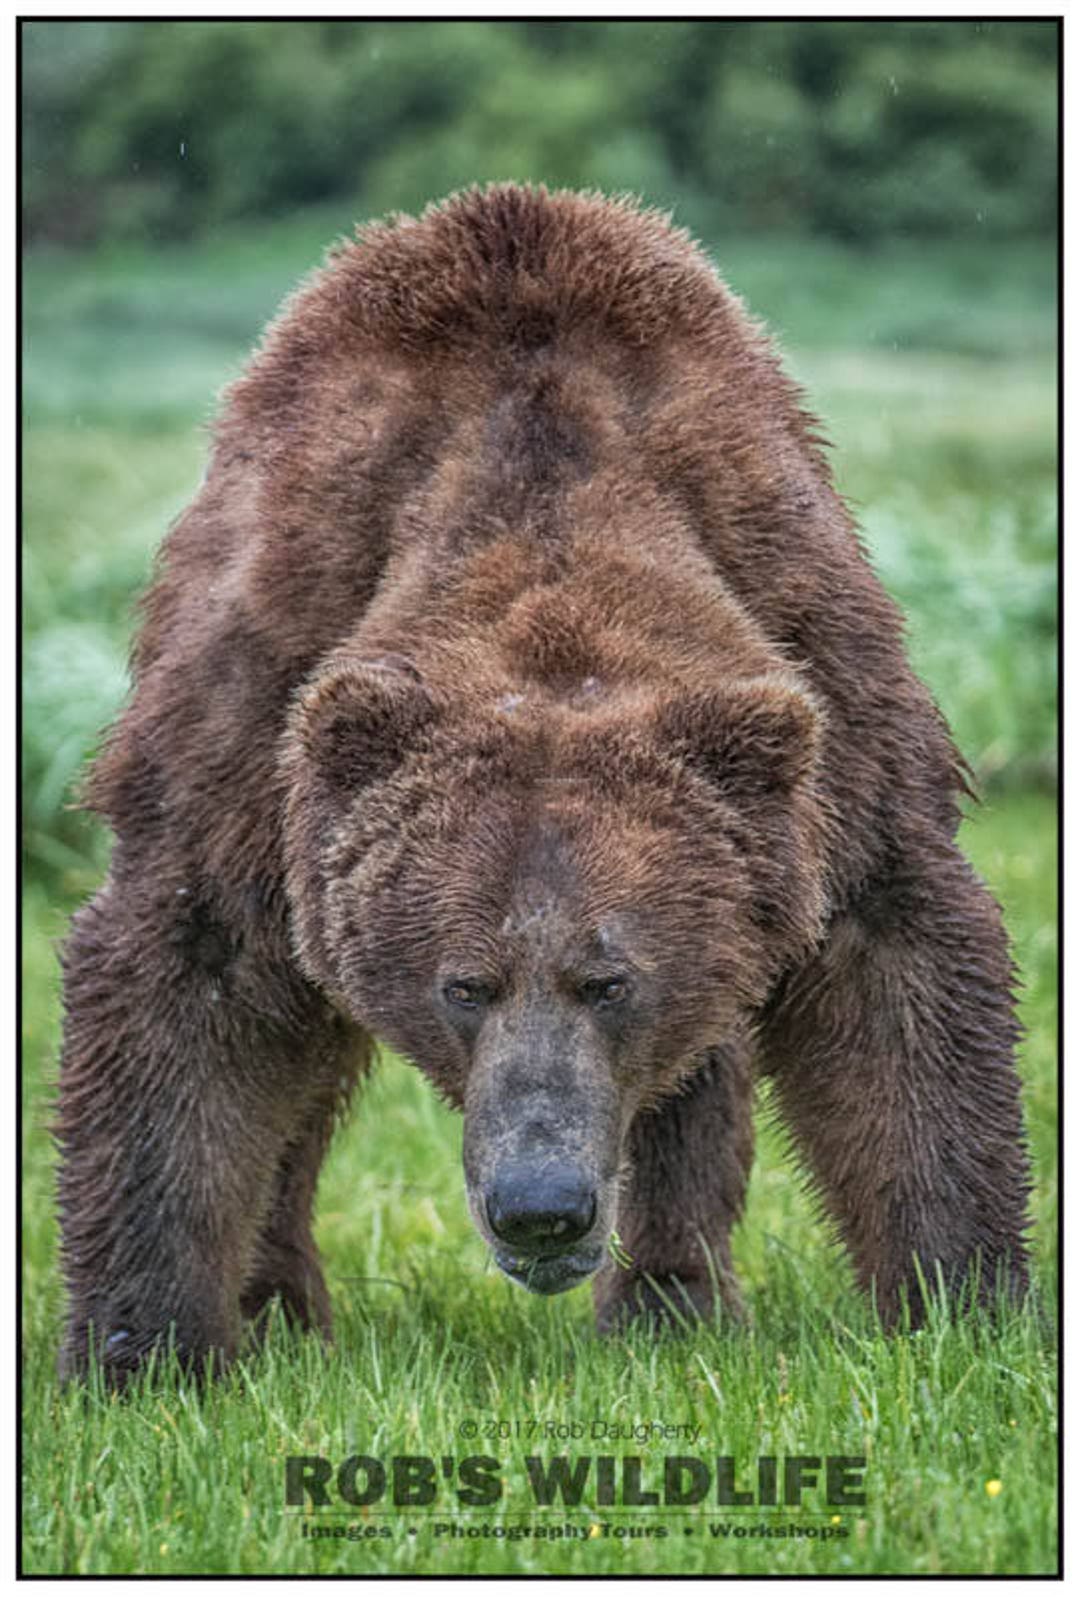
<box><xmin>57</xmin><ymin>185</ymin><xmax>1030</xmax><ymax>1379</ymax></box>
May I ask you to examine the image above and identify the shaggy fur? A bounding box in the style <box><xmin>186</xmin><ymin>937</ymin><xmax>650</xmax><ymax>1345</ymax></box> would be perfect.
<box><xmin>56</xmin><ymin>185</ymin><xmax>1030</xmax><ymax>1379</ymax></box>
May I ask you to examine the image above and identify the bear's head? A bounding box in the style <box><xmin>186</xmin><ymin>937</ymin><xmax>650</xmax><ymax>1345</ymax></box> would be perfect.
<box><xmin>282</xmin><ymin>653</ymin><xmax>828</xmax><ymax>1296</ymax></box>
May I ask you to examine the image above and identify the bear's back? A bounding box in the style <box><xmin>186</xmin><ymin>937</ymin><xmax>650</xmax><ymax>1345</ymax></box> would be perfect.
<box><xmin>96</xmin><ymin>186</ymin><xmax>961</xmax><ymax>906</ymax></box>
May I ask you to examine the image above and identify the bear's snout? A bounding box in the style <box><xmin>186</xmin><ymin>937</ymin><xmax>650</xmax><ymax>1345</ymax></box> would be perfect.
<box><xmin>460</xmin><ymin>1009</ymin><xmax>622</xmax><ymax>1296</ymax></box>
<box><xmin>485</xmin><ymin>1162</ymin><xmax>598</xmax><ymax>1251</ymax></box>
<box><xmin>480</xmin><ymin>1160</ymin><xmax>606</xmax><ymax>1295</ymax></box>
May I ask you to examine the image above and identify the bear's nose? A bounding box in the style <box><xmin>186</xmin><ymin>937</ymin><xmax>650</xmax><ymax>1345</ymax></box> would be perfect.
<box><xmin>485</xmin><ymin>1165</ymin><xmax>598</xmax><ymax>1250</ymax></box>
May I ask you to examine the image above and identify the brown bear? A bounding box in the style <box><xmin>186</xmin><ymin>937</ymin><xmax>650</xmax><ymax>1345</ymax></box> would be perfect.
<box><xmin>56</xmin><ymin>184</ymin><xmax>1030</xmax><ymax>1381</ymax></box>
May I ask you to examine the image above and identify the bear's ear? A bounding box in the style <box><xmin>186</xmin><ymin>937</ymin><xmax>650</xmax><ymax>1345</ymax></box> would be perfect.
<box><xmin>292</xmin><ymin>654</ymin><xmax>438</xmax><ymax>793</ymax></box>
<box><xmin>657</xmin><ymin>675</ymin><xmax>823</xmax><ymax>796</ymax></box>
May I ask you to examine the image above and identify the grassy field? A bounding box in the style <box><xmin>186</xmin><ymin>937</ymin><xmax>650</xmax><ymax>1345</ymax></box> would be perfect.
<box><xmin>21</xmin><ymin>209</ymin><xmax>1057</xmax><ymax>1576</ymax></box>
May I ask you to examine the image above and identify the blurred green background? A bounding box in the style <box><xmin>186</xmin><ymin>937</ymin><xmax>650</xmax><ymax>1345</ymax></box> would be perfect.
<box><xmin>23</xmin><ymin>18</ymin><xmax>1057</xmax><ymax>248</ymax></box>
<box><xmin>22</xmin><ymin>21</ymin><xmax>1058</xmax><ymax>1574</ymax></box>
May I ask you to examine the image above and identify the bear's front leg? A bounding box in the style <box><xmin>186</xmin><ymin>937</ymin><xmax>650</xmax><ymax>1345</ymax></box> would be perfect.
<box><xmin>240</xmin><ymin>1048</ymin><xmax>370</xmax><ymax>1338</ymax></box>
<box><xmin>758</xmin><ymin>830</ymin><xmax>1031</xmax><ymax>1326</ymax></box>
<box><xmin>56</xmin><ymin>865</ymin><xmax>341</xmax><ymax>1382</ymax></box>
<box><xmin>593</xmin><ymin>1042</ymin><xmax>754</xmax><ymax>1332</ymax></box>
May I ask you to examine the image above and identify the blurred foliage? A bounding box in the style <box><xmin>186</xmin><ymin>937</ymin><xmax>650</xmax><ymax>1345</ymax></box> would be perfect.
<box><xmin>22</xmin><ymin>18</ymin><xmax>1057</xmax><ymax>248</ymax></box>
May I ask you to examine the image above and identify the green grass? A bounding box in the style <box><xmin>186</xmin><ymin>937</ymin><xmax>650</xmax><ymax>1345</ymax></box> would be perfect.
<box><xmin>21</xmin><ymin>210</ymin><xmax>1057</xmax><ymax>1575</ymax></box>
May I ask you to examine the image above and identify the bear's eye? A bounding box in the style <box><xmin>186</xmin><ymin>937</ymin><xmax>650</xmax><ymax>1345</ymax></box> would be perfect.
<box><xmin>443</xmin><ymin>978</ymin><xmax>491</xmax><ymax>1010</ymax></box>
<box><xmin>581</xmin><ymin>976</ymin><xmax>631</xmax><ymax>1008</ymax></box>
